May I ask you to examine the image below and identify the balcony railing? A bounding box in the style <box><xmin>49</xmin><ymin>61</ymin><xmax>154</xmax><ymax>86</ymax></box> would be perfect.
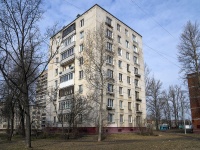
<box><xmin>60</xmin><ymin>54</ymin><xmax>75</xmax><ymax>66</ymax></box>
<box><xmin>107</xmin><ymin>106</ymin><xmax>114</xmax><ymax>110</ymax></box>
<box><xmin>135</xmin><ymin>74</ymin><xmax>141</xmax><ymax>78</ymax></box>
<box><xmin>136</xmin><ymin>98</ymin><xmax>142</xmax><ymax>102</ymax></box>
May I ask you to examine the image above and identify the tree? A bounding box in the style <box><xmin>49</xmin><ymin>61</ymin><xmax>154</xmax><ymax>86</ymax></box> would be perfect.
<box><xmin>161</xmin><ymin>90</ymin><xmax>172</xmax><ymax>127</ymax></box>
<box><xmin>146</xmin><ymin>76</ymin><xmax>163</xmax><ymax>130</ymax></box>
<box><xmin>81</xmin><ymin>23</ymin><xmax>116</xmax><ymax>141</ymax></box>
<box><xmin>178</xmin><ymin>21</ymin><xmax>200</xmax><ymax>86</ymax></box>
<box><xmin>0</xmin><ymin>0</ymin><xmax>58</xmax><ymax>147</ymax></box>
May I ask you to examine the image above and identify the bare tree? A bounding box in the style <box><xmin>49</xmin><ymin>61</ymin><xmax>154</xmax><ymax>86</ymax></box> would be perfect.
<box><xmin>178</xmin><ymin>21</ymin><xmax>200</xmax><ymax>86</ymax></box>
<box><xmin>81</xmin><ymin>23</ymin><xmax>116</xmax><ymax>141</ymax></box>
<box><xmin>161</xmin><ymin>90</ymin><xmax>172</xmax><ymax>127</ymax></box>
<box><xmin>146</xmin><ymin>76</ymin><xmax>163</xmax><ymax>130</ymax></box>
<box><xmin>0</xmin><ymin>0</ymin><xmax>58</xmax><ymax>147</ymax></box>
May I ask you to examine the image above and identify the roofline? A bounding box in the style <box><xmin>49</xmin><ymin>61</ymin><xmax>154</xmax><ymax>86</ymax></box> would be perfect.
<box><xmin>51</xmin><ymin>4</ymin><xmax>142</xmax><ymax>39</ymax></box>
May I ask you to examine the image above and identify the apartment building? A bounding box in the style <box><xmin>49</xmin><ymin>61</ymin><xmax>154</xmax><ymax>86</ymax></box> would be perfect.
<box><xmin>32</xmin><ymin>70</ymin><xmax>48</xmax><ymax>128</ymax></box>
<box><xmin>187</xmin><ymin>73</ymin><xmax>200</xmax><ymax>133</ymax></box>
<box><xmin>47</xmin><ymin>4</ymin><xmax>146</xmax><ymax>131</ymax></box>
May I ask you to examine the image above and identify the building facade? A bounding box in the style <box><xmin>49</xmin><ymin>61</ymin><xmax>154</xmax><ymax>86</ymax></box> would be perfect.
<box><xmin>46</xmin><ymin>4</ymin><xmax>146</xmax><ymax>131</ymax></box>
<box><xmin>187</xmin><ymin>73</ymin><xmax>200</xmax><ymax>132</ymax></box>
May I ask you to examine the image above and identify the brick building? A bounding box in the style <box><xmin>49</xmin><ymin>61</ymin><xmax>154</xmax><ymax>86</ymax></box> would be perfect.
<box><xmin>187</xmin><ymin>73</ymin><xmax>200</xmax><ymax>132</ymax></box>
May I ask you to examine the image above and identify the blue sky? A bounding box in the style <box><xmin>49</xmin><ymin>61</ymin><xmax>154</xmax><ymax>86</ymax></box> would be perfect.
<box><xmin>41</xmin><ymin>0</ymin><xmax>200</xmax><ymax>89</ymax></box>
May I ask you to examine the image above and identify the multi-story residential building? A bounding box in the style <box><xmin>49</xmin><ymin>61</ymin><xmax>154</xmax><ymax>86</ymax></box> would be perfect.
<box><xmin>187</xmin><ymin>73</ymin><xmax>200</xmax><ymax>133</ymax></box>
<box><xmin>46</xmin><ymin>4</ymin><xmax>146</xmax><ymax>132</ymax></box>
<box><xmin>32</xmin><ymin>70</ymin><xmax>48</xmax><ymax>128</ymax></box>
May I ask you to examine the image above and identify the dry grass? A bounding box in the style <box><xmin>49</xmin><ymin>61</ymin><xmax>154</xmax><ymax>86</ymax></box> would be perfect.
<box><xmin>0</xmin><ymin>131</ymin><xmax>200</xmax><ymax>150</ymax></box>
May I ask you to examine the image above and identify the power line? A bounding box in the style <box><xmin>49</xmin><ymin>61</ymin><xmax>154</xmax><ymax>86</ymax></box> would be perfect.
<box><xmin>130</xmin><ymin>0</ymin><xmax>177</xmax><ymax>40</ymax></box>
<box><xmin>64</xmin><ymin>0</ymin><xmax>85</xmax><ymax>11</ymax></box>
<box><xmin>143</xmin><ymin>42</ymin><xmax>181</xmax><ymax>69</ymax></box>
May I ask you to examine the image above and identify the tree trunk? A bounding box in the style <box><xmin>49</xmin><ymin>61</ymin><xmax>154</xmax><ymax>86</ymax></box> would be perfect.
<box><xmin>7</xmin><ymin>118</ymin><xmax>10</xmax><ymax>141</ymax></box>
<box><xmin>98</xmin><ymin>88</ymin><xmax>103</xmax><ymax>142</ymax></box>
<box><xmin>8</xmin><ymin>110</ymin><xmax>14</xmax><ymax>141</ymax></box>
<box><xmin>19</xmin><ymin>106</ymin><xmax>25</xmax><ymax>137</ymax></box>
<box><xmin>25</xmin><ymin>93</ymin><xmax>31</xmax><ymax>148</ymax></box>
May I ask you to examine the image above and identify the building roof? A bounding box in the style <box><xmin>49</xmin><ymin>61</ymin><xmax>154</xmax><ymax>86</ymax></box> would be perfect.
<box><xmin>51</xmin><ymin>4</ymin><xmax>142</xmax><ymax>38</ymax></box>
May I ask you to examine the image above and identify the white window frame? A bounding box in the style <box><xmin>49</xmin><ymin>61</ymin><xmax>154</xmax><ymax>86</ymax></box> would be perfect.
<box><xmin>107</xmin><ymin>99</ymin><xmax>113</xmax><ymax>107</ymax></box>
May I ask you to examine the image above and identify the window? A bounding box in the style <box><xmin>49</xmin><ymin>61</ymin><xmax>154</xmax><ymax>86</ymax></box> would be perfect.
<box><xmin>134</xmin><ymin>67</ymin><xmax>138</xmax><ymax>74</ymax></box>
<box><xmin>119</xmin><ymin>100</ymin><xmax>123</xmax><ymax>109</ymax></box>
<box><xmin>128</xmin><ymin>89</ymin><xmax>131</xmax><ymax>97</ymax></box>
<box><xmin>118</xmin><ymin>60</ymin><xmax>122</xmax><ymax>68</ymax></box>
<box><xmin>79</xmin><ymin>44</ymin><xmax>84</xmax><ymax>52</ymax></box>
<box><xmin>119</xmin><ymin>87</ymin><xmax>123</xmax><ymax>95</ymax></box>
<box><xmin>128</xmin><ymin>115</ymin><xmax>132</xmax><ymax>123</ymax></box>
<box><xmin>128</xmin><ymin>102</ymin><xmax>131</xmax><ymax>110</ymax></box>
<box><xmin>79</xmin><ymin>70</ymin><xmax>83</xmax><ymax>79</ymax></box>
<box><xmin>79</xmin><ymin>85</ymin><xmax>83</xmax><ymax>93</ymax></box>
<box><xmin>62</xmin><ymin>23</ymin><xmax>75</xmax><ymax>38</ymax></box>
<box><xmin>79</xmin><ymin>57</ymin><xmax>83</xmax><ymax>65</ymax></box>
<box><xmin>107</xmin><ymin>69</ymin><xmax>113</xmax><ymax>78</ymax></box>
<box><xmin>136</xmin><ymin>103</ymin><xmax>140</xmax><ymax>111</ymax></box>
<box><xmin>80</xmin><ymin>19</ymin><xmax>84</xmax><ymax>27</ymax></box>
<box><xmin>108</xmin><ymin>83</ymin><xmax>114</xmax><ymax>92</ymax></box>
<box><xmin>136</xmin><ymin>116</ymin><xmax>141</xmax><ymax>125</ymax></box>
<box><xmin>63</xmin><ymin>34</ymin><xmax>75</xmax><ymax>46</ymax></box>
<box><xmin>117</xmin><ymin>35</ymin><xmax>121</xmax><ymax>43</ymax></box>
<box><xmin>135</xmin><ymin>91</ymin><xmax>139</xmax><ymax>99</ymax></box>
<box><xmin>127</xmin><ymin>64</ymin><xmax>130</xmax><ymax>72</ymax></box>
<box><xmin>120</xmin><ymin>114</ymin><xmax>124</xmax><ymax>123</ymax></box>
<box><xmin>107</xmin><ymin>55</ymin><xmax>113</xmax><ymax>64</ymax></box>
<box><xmin>127</xmin><ymin>76</ymin><xmax>131</xmax><ymax>84</ymax></box>
<box><xmin>135</xmin><ymin>79</ymin><xmax>139</xmax><ymax>87</ymax></box>
<box><xmin>107</xmin><ymin>42</ymin><xmax>113</xmax><ymax>51</ymax></box>
<box><xmin>133</xmin><ymin>56</ymin><xmax>138</xmax><ymax>64</ymax></box>
<box><xmin>126</xmin><ymin>40</ymin><xmax>129</xmax><ymax>48</ymax></box>
<box><xmin>59</xmin><ymin>100</ymin><xmax>71</xmax><ymax>110</ymax></box>
<box><xmin>125</xmin><ymin>29</ymin><xmax>128</xmax><ymax>36</ymax></box>
<box><xmin>107</xmin><ymin>29</ymin><xmax>113</xmax><ymax>38</ymax></box>
<box><xmin>132</xmin><ymin>34</ymin><xmax>137</xmax><ymax>42</ymax></box>
<box><xmin>55</xmin><ymin>69</ymin><xmax>58</xmax><ymax>76</ymax></box>
<box><xmin>107</xmin><ymin>99</ymin><xmax>113</xmax><ymax>107</ymax></box>
<box><xmin>133</xmin><ymin>45</ymin><xmax>138</xmax><ymax>53</ymax></box>
<box><xmin>108</xmin><ymin>113</ymin><xmax>114</xmax><ymax>122</ymax></box>
<box><xmin>80</xmin><ymin>31</ymin><xmax>84</xmax><ymax>39</ymax></box>
<box><xmin>118</xmin><ymin>48</ymin><xmax>122</xmax><ymax>56</ymax></box>
<box><xmin>60</xmin><ymin>72</ymin><xmax>73</xmax><ymax>83</ymax></box>
<box><xmin>106</xmin><ymin>17</ymin><xmax>112</xmax><ymax>26</ymax></box>
<box><xmin>117</xmin><ymin>24</ymin><xmax>121</xmax><ymax>31</ymax></box>
<box><xmin>61</xmin><ymin>47</ymin><xmax>74</xmax><ymax>60</ymax></box>
<box><xmin>59</xmin><ymin>86</ymin><xmax>74</xmax><ymax>97</ymax></box>
<box><xmin>119</xmin><ymin>73</ymin><xmax>123</xmax><ymax>81</ymax></box>
<box><xmin>126</xmin><ymin>52</ymin><xmax>130</xmax><ymax>60</ymax></box>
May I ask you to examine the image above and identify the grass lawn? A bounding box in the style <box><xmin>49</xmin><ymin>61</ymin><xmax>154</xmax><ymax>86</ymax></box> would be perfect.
<box><xmin>0</xmin><ymin>131</ymin><xmax>200</xmax><ymax>150</ymax></box>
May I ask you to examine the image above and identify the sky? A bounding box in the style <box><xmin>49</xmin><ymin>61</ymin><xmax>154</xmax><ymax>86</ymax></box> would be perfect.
<box><xmin>40</xmin><ymin>0</ymin><xmax>200</xmax><ymax>89</ymax></box>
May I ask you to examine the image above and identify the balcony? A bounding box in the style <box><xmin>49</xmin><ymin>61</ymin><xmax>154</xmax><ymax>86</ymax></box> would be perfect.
<box><xmin>107</xmin><ymin>106</ymin><xmax>114</xmax><ymax>110</ymax></box>
<box><xmin>107</xmin><ymin>90</ymin><xmax>114</xmax><ymax>96</ymax></box>
<box><xmin>60</xmin><ymin>68</ymin><xmax>75</xmax><ymax>76</ymax></box>
<box><xmin>136</xmin><ymin>98</ymin><xmax>142</xmax><ymax>102</ymax></box>
<box><xmin>60</xmin><ymin>54</ymin><xmax>75</xmax><ymax>66</ymax></box>
<box><xmin>133</xmin><ymin>40</ymin><xmax>138</xmax><ymax>46</ymax></box>
<box><xmin>105</xmin><ymin>22</ymin><xmax>113</xmax><ymax>28</ymax></box>
<box><xmin>59</xmin><ymin>94</ymin><xmax>74</xmax><ymax>101</ymax></box>
<box><xmin>135</xmin><ymin>74</ymin><xmax>141</xmax><ymax>78</ymax></box>
<box><xmin>136</xmin><ymin>110</ymin><xmax>142</xmax><ymax>114</ymax></box>
<box><xmin>60</xmin><ymin>41</ymin><xmax>76</xmax><ymax>54</ymax></box>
